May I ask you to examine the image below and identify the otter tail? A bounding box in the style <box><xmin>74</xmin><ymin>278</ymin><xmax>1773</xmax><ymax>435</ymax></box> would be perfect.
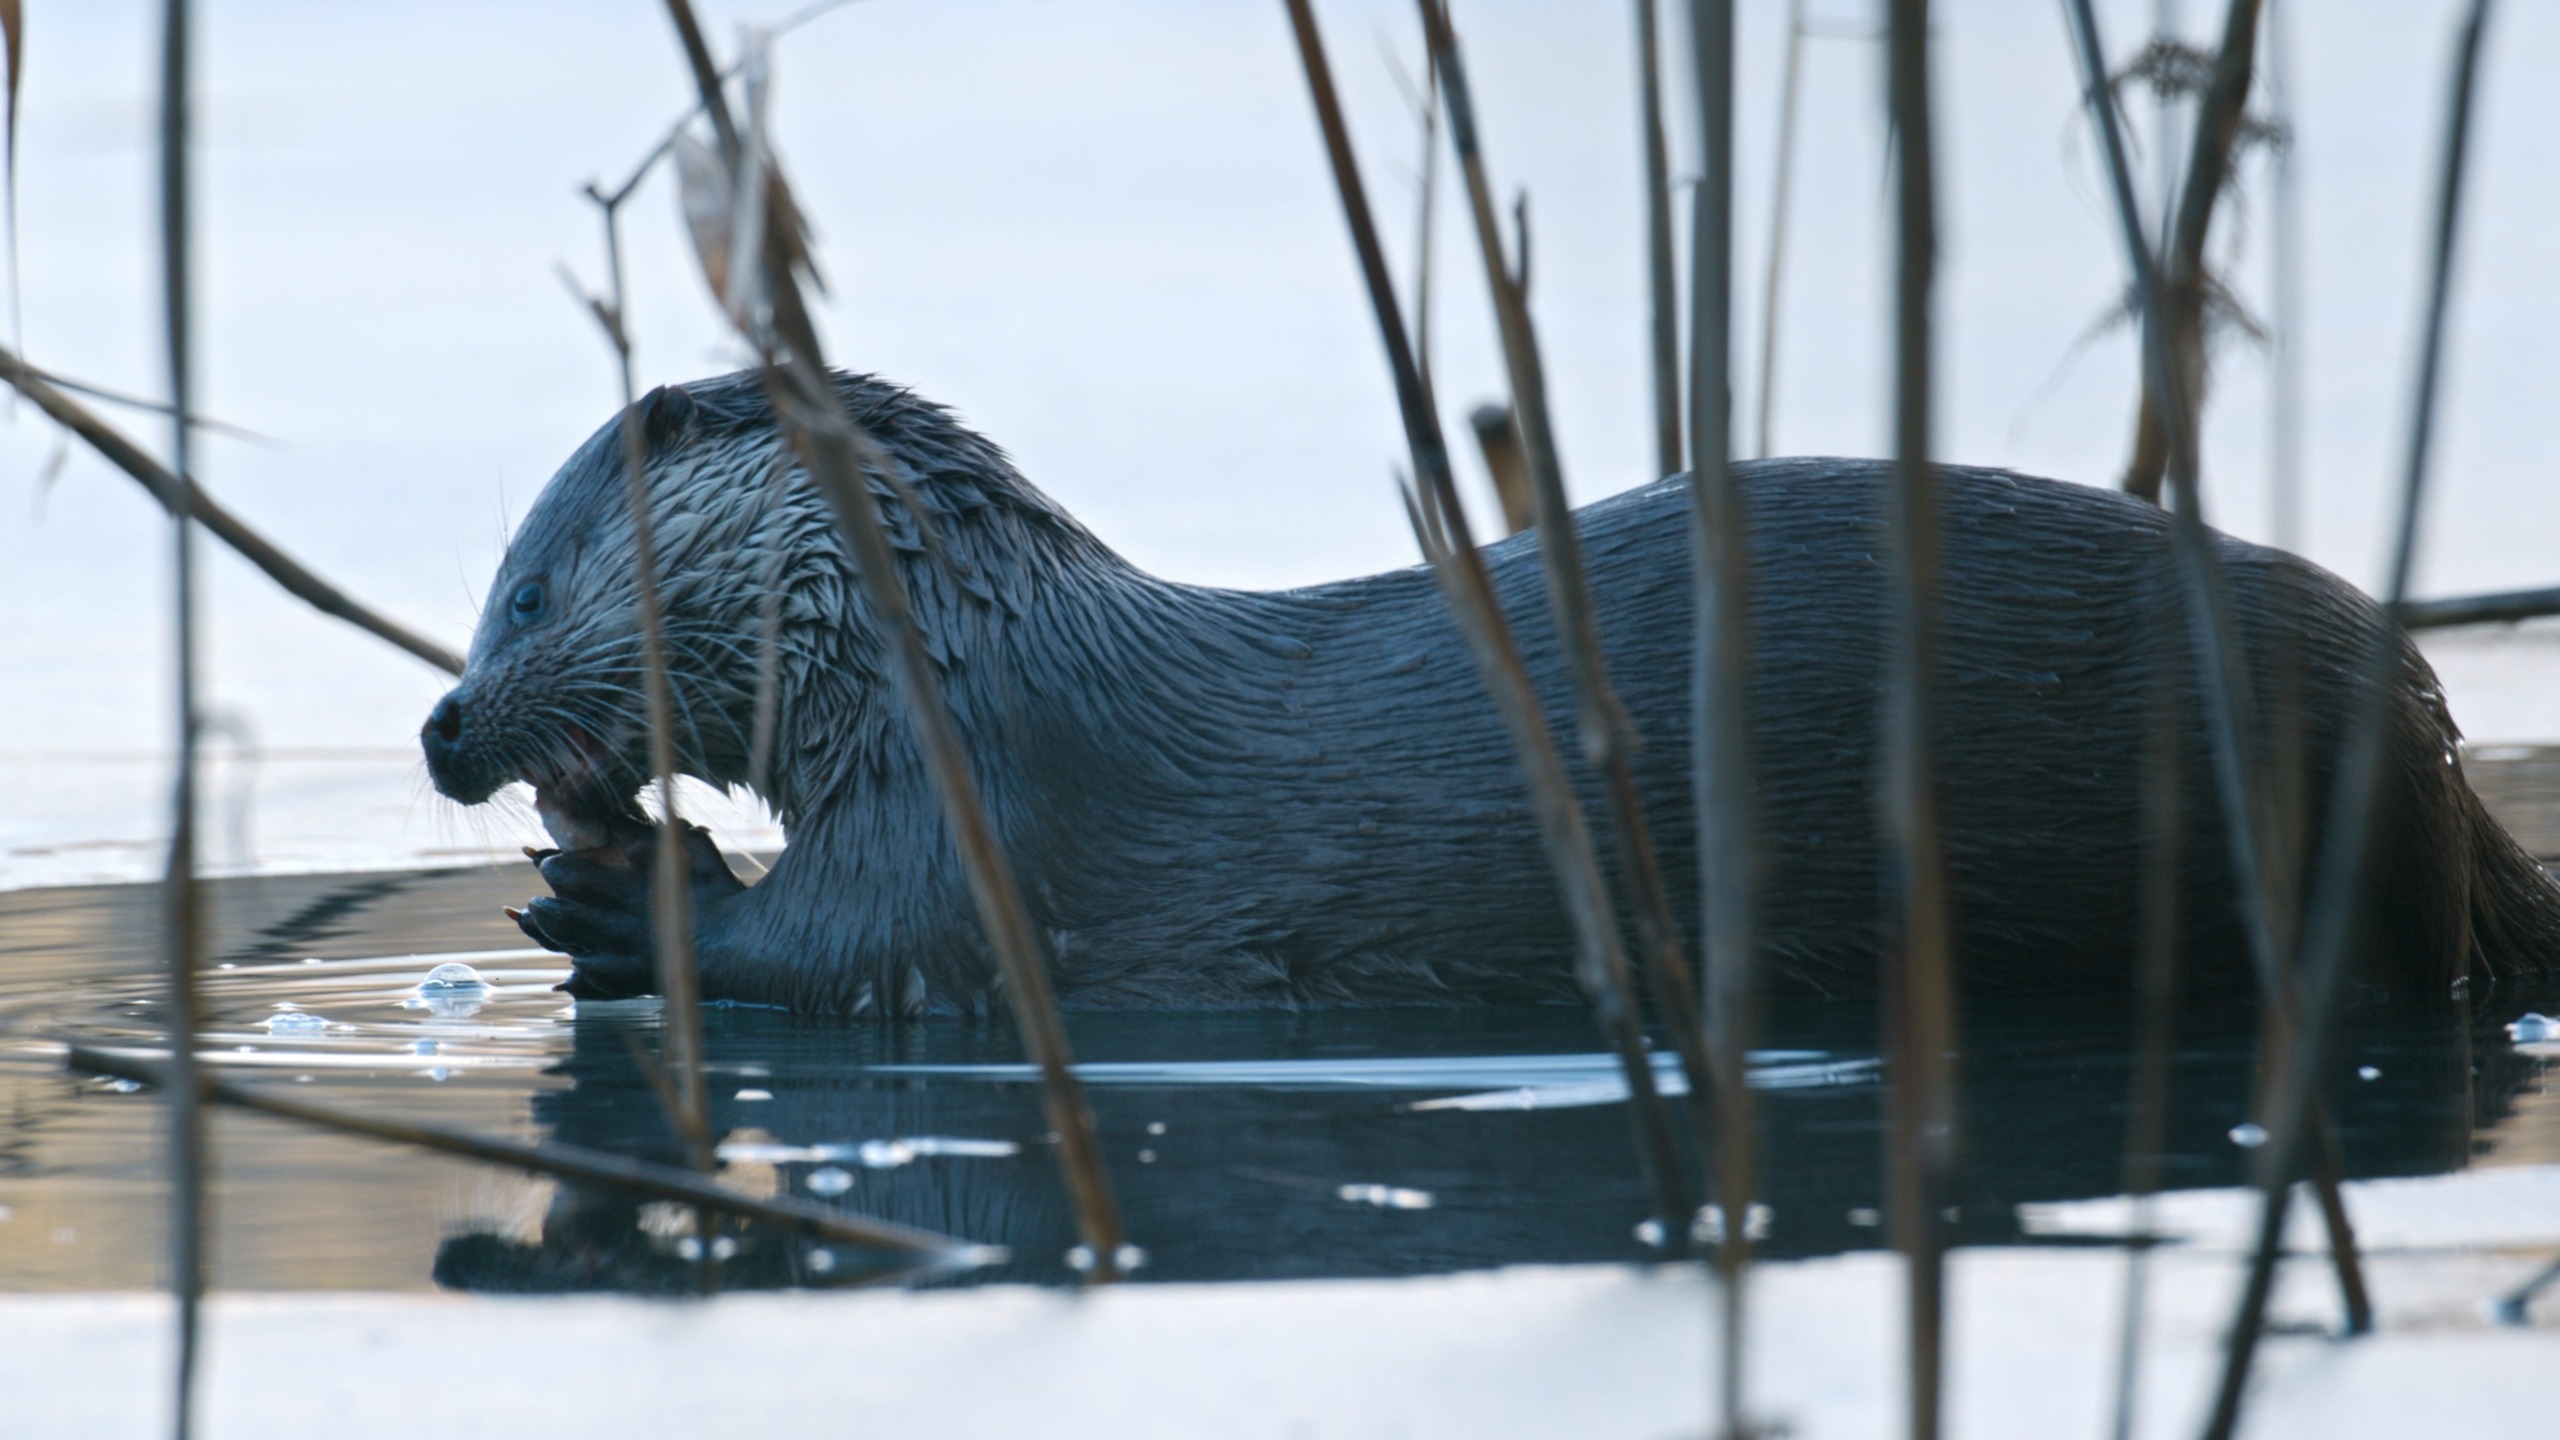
<box><xmin>2460</xmin><ymin>777</ymin><xmax>2560</xmax><ymax>988</ymax></box>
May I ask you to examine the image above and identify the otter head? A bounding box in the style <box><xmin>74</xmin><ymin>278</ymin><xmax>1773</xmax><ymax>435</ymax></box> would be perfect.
<box><xmin>424</xmin><ymin>368</ymin><xmax>1108</xmax><ymax>848</ymax></box>
<box><xmin>422</xmin><ymin>377</ymin><xmax>805</xmax><ymax>848</ymax></box>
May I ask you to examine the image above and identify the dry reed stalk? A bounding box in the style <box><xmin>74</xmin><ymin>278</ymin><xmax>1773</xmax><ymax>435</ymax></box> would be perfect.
<box><xmin>66</xmin><ymin>1045</ymin><xmax>993</xmax><ymax>1264</ymax></box>
<box><xmin>2108</xmin><ymin>569</ymin><xmax>2185</xmax><ymax>1440</ymax></box>
<box><xmin>2264</xmin><ymin>0</ymin><xmax>2300</xmax><ymax>554</ymax></box>
<box><xmin>0</xmin><ymin>346</ymin><xmax>463</xmax><ymax>675</ymax></box>
<box><xmin>1636</xmin><ymin>0</ymin><xmax>1681</xmax><ymax>479</ymax></box>
<box><xmin>1465</xmin><ymin>401</ymin><xmax>1536</xmax><ymax>533</ymax></box>
<box><xmin>2201</xmin><ymin>3</ymin><xmax>2495</xmax><ymax>1431</ymax></box>
<box><xmin>2059</xmin><ymin>0</ymin><xmax>2374</xmax><ymax>1357</ymax></box>
<box><xmin>1284</xmin><ymin>0</ymin><xmax>1695</xmax><ymax>1254</ymax></box>
<box><xmin>2495</xmin><ymin>1259</ymin><xmax>2560</xmax><ymax>1325</ymax></box>
<box><xmin>0</xmin><ymin>356</ymin><xmax>273</xmax><ymax>443</ymax></box>
<box><xmin>1392</xmin><ymin>29</ymin><xmax>1443</xmax><ymax>408</ymax></box>
<box><xmin>1882</xmin><ymin>5</ymin><xmax>1957</xmax><ymax>1437</ymax></box>
<box><xmin>2121</xmin><ymin>0</ymin><xmax>2265</xmax><ymax>504</ymax></box>
<box><xmin>1684</xmin><ymin>2</ymin><xmax>1767</xmax><ymax>1431</ymax></box>
<box><xmin>1751</xmin><ymin>0</ymin><xmax>1808</xmax><ymax>461</ymax></box>
<box><xmin>567</xmin><ymin>188</ymin><xmax>713</xmax><ymax>1182</ymax></box>
<box><xmin>2398</xmin><ymin>585</ymin><xmax>2560</xmax><ymax>629</ymax></box>
<box><xmin>155</xmin><ymin>4</ymin><xmax>207</xmax><ymax>1433</ymax></box>
<box><xmin>3</xmin><ymin>0</ymin><xmax>21</xmax><ymax>370</ymax></box>
<box><xmin>656</xmin><ymin>4</ymin><xmax>1130</xmax><ymax>1280</ymax></box>
<box><xmin>1416</xmin><ymin>0</ymin><xmax>1720</xmax><ymax>1163</ymax></box>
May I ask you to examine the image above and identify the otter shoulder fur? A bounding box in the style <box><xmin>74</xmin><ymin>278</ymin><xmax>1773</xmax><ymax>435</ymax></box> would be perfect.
<box><xmin>420</xmin><ymin>370</ymin><xmax>2560</xmax><ymax>1013</ymax></box>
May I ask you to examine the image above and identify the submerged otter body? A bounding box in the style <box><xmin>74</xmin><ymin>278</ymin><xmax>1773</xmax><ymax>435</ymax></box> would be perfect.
<box><xmin>421</xmin><ymin>371</ymin><xmax>2560</xmax><ymax>1013</ymax></box>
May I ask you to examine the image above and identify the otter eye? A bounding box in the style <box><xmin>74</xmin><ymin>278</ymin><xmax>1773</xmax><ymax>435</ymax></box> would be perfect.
<box><xmin>508</xmin><ymin>580</ymin><xmax>546</xmax><ymax>624</ymax></box>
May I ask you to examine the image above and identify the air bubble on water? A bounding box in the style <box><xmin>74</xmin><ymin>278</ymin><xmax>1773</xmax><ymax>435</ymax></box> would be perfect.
<box><xmin>1692</xmin><ymin>1203</ymin><xmax>1772</xmax><ymax>1245</ymax></box>
<box><xmin>805</xmin><ymin>1166</ymin><xmax>853</xmax><ymax>1197</ymax></box>
<box><xmin>234</xmin><ymin>1045</ymin><xmax>255</xmax><ymax>1054</ymax></box>
<box><xmin>2358</xmin><ymin>1065</ymin><xmax>2382</xmax><ymax>1081</ymax></box>
<box><xmin>265</xmin><ymin>1011</ymin><xmax>327</xmax><ymax>1036</ymax></box>
<box><xmin>710</xmin><ymin>1236</ymin><xmax>739</xmax><ymax>1261</ymax></box>
<box><xmin>858</xmin><ymin>1139</ymin><xmax>919</xmax><ymax>1169</ymax></box>
<box><xmin>1145</xmin><ymin>1122</ymin><xmax>1167</xmax><ymax>1136</ymax></box>
<box><xmin>735</xmin><ymin>1088</ymin><xmax>773</xmax><ymax>1102</ymax></box>
<box><xmin>1064</xmin><ymin>1245</ymin><xmax>1143</xmax><ymax>1274</ymax></box>
<box><xmin>217</xmin><ymin>963</ymin><xmax>237</xmax><ymax>971</ymax></box>
<box><xmin>295</xmin><ymin>1075</ymin><xmax>314</xmax><ymax>1084</ymax></box>
<box><xmin>1137</xmin><ymin>1149</ymin><xmax>1157</xmax><ymax>1164</ymax></box>
<box><xmin>806</xmin><ymin>1248</ymin><xmax>836</xmax><ymax>1274</ymax></box>
<box><xmin>413</xmin><ymin>962</ymin><xmax>493</xmax><ymax>1018</ymax></box>
<box><xmin>1633</xmin><ymin>1218</ymin><xmax>1669</xmax><ymax>1249</ymax></box>
<box><xmin>1848</xmin><ymin>1208</ymin><xmax>1881</xmax><ymax>1227</ymax></box>
<box><xmin>1338</xmin><ymin>1183</ymin><xmax>1434</xmax><ymax>1210</ymax></box>
<box><xmin>2507</xmin><ymin>1013</ymin><xmax>2560</xmax><ymax>1044</ymax></box>
<box><xmin>675</xmin><ymin>1236</ymin><xmax>704</xmax><ymax>1261</ymax></box>
<box><xmin>412</xmin><ymin>1040</ymin><xmax>439</xmax><ymax>1056</ymax></box>
<box><xmin>2229</xmin><ymin>1123</ymin><xmax>2269</xmax><ymax>1148</ymax></box>
<box><xmin>426</xmin><ymin>1067</ymin><xmax>451</xmax><ymax>1082</ymax></box>
<box><xmin>302</xmin><ymin>957</ymin><xmax>323</xmax><ymax>966</ymax></box>
<box><xmin>99</xmin><ymin>1077</ymin><xmax>145</xmax><ymax>1094</ymax></box>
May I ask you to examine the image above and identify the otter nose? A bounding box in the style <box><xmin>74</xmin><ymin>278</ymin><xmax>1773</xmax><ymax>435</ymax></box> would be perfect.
<box><xmin>422</xmin><ymin>693</ymin><xmax>466</xmax><ymax>782</ymax></box>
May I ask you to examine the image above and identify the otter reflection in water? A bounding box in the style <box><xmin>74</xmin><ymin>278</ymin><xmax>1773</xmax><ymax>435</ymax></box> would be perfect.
<box><xmin>432</xmin><ymin>993</ymin><xmax>2545</xmax><ymax>1292</ymax></box>
<box><xmin>420</xmin><ymin>371</ymin><xmax>2559</xmax><ymax>1014</ymax></box>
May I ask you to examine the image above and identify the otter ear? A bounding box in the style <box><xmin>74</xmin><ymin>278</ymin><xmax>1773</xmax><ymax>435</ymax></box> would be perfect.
<box><xmin>639</xmin><ymin>383</ymin><xmax>698</xmax><ymax>453</ymax></box>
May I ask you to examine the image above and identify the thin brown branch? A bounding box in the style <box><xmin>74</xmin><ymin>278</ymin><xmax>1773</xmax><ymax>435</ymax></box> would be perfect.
<box><xmin>574</xmin><ymin>187</ymin><xmax>712</xmax><ymax>1174</ymax></box>
<box><xmin>1753</xmin><ymin>0</ymin><xmax>1809</xmax><ymax>462</ymax></box>
<box><xmin>2058</xmin><ymin>2</ymin><xmax>2375</xmax><ymax>1395</ymax></box>
<box><xmin>657</xmin><ymin>4</ymin><xmax>1129</xmax><ymax>1281</ymax></box>
<box><xmin>1686</xmin><ymin>2</ymin><xmax>1766</xmax><ymax>1432</ymax></box>
<box><xmin>1417</xmin><ymin>0</ymin><xmax>1719</xmax><ymax>1190</ymax></box>
<box><xmin>0</xmin><ymin>358</ymin><xmax>276</xmax><ymax>444</ymax></box>
<box><xmin>1885</xmin><ymin>5</ymin><xmax>1956</xmax><ymax>1437</ymax></box>
<box><xmin>1465</xmin><ymin>402</ymin><xmax>1535</xmax><ymax>533</ymax></box>
<box><xmin>1637</xmin><ymin>0</ymin><xmax>1681</xmax><ymax>478</ymax></box>
<box><xmin>2121</xmin><ymin>0</ymin><xmax>2265</xmax><ymax>504</ymax></box>
<box><xmin>2107</xmin><ymin>569</ymin><xmax>2184</xmax><ymax>1440</ymax></box>
<box><xmin>2202</xmin><ymin>2</ymin><xmax>2494</xmax><ymax>1431</ymax></box>
<box><xmin>0</xmin><ymin>345</ymin><xmax>464</xmax><ymax>676</ymax></box>
<box><xmin>157</xmin><ymin>3</ymin><xmax>207</xmax><ymax>1433</ymax></box>
<box><xmin>2397</xmin><ymin>584</ymin><xmax>2560</xmax><ymax>629</ymax></box>
<box><xmin>1290</xmin><ymin>0</ymin><xmax>1694</xmax><ymax>1256</ymax></box>
<box><xmin>67</xmin><ymin>1045</ymin><xmax>992</xmax><ymax>1262</ymax></box>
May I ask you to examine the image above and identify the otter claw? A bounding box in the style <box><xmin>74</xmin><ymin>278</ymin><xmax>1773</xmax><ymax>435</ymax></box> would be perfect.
<box><xmin>504</xmin><ymin>905</ymin><xmax>526</xmax><ymax>921</ymax></box>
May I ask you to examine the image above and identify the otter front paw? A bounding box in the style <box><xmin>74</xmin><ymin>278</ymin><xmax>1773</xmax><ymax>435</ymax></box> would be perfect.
<box><xmin>511</xmin><ymin>822</ymin><xmax>746</xmax><ymax>1001</ymax></box>
<box><xmin>556</xmin><ymin>947</ymin><xmax>658</xmax><ymax>1001</ymax></box>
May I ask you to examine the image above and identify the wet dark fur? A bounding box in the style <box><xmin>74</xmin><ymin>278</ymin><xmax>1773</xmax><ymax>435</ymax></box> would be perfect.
<box><xmin>422</xmin><ymin>371</ymin><xmax>2560</xmax><ymax>1013</ymax></box>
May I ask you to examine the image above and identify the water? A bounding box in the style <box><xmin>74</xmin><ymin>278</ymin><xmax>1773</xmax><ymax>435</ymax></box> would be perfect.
<box><xmin>2</xmin><ymin>861</ymin><xmax>2553</xmax><ymax>1294</ymax></box>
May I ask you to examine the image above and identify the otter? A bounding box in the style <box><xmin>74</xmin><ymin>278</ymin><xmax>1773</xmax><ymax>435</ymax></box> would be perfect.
<box><xmin>420</xmin><ymin>370</ymin><xmax>2560</xmax><ymax>1013</ymax></box>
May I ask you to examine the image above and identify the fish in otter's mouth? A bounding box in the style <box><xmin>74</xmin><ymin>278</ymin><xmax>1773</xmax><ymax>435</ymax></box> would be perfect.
<box><xmin>422</xmin><ymin>694</ymin><xmax>648</xmax><ymax>853</ymax></box>
<box><xmin>519</xmin><ymin>725</ymin><xmax>644</xmax><ymax>853</ymax></box>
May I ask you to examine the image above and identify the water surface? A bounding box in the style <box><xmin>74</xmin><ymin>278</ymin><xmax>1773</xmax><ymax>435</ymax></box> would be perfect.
<box><xmin>3</xmin><ymin>862</ymin><xmax>2552</xmax><ymax>1293</ymax></box>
